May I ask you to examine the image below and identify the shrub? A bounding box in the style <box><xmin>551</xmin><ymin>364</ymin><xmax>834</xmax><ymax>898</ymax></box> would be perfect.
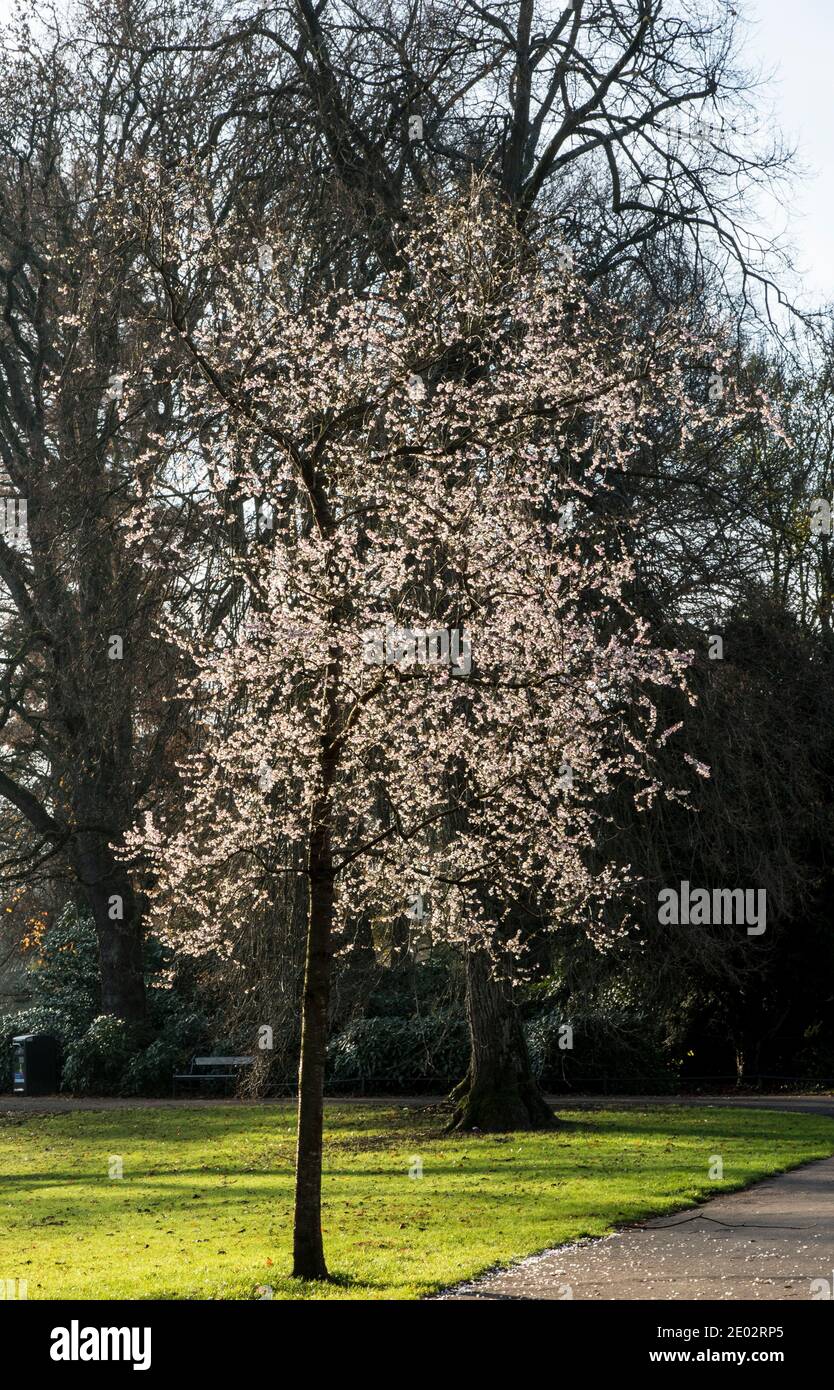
<box><xmin>62</xmin><ymin>1015</ymin><xmax>137</xmax><ymax>1094</ymax></box>
<box><xmin>120</xmin><ymin>1010</ymin><xmax>212</xmax><ymax>1095</ymax></box>
<box><xmin>327</xmin><ymin>1011</ymin><xmax>467</xmax><ymax>1088</ymax></box>
<box><xmin>0</xmin><ymin>898</ymin><xmax>221</xmax><ymax>1095</ymax></box>
<box><xmin>20</xmin><ymin>903</ymin><xmax>100</xmax><ymax>1030</ymax></box>
<box><xmin>525</xmin><ymin>1000</ymin><xmax>678</xmax><ymax>1093</ymax></box>
<box><xmin>0</xmin><ymin>904</ymin><xmax>102</xmax><ymax>1088</ymax></box>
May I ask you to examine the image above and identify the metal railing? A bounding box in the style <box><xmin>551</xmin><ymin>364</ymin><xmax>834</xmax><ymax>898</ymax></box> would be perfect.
<box><xmin>229</xmin><ymin>1071</ymin><xmax>834</xmax><ymax>1098</ymax></box>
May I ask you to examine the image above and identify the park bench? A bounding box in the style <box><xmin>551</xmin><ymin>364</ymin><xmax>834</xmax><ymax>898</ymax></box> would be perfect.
<box><xmin>173</xmin><ymin>1055</ymin><xmax>254</xmax><ymax>1097</ymax></box>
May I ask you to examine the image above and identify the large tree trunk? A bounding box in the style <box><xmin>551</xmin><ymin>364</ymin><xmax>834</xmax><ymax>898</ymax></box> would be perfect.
<box><xmin>450</xmin><ymin>951</ymin><xmax>555</xmax><ymax>1131</ymax></box>
<box><xmin>91</xmin><ymin>885</ymin><xmax>145</xmax><ymax>1025</ymax></box>
<box><xmin>75</xmin><ymin>839</ymin><xmax>146</xmax><ymax>1025</ymax></box>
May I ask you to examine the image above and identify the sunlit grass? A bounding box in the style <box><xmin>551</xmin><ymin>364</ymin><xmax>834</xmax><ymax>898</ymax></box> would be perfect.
<box><xmin>1</xmin><ymin>1102</ymin><xmax>832</xmax><ymax>1299</ymax></box>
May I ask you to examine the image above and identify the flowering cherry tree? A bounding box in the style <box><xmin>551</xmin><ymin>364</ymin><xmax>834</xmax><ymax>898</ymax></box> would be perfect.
<box><xmin>126</xmin><ymin>183</ymin><xmax>732</xmax><ymax>1280</ymax></box>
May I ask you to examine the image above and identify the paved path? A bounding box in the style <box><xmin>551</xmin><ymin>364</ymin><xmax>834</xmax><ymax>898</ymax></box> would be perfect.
<box><xmin>437</xmin><ymin>1157</ymin><xmax>834</xmax><ymax>1301</ymax></box>
<box><xmin>437</xmin><ymin>1101</ymin><xmax>834</xmax><ymax>1301</ymax></box>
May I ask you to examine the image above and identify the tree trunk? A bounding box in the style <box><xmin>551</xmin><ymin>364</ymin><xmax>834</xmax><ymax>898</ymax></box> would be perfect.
<box><xmin>450</xmin><ymin>951</ymin><xmax>555</xmax><ymax>1131</ymax></box>
<box><xmin>292</xmin><ymin>864</ymin><xmax>334</xmax><ymax>1279</ymax></box>
<box><xmin>292</xmin><ymin>689</ymin><xmax>339</xmax><ymax>1279</ymax></box>
<box><xmin>75</xmin><ymin>842</ymin><xmax>146</xmax><ymax>1025</ymax></box>
<box><xmin>95</xmin><ymin>908</ymin><xmax>145</xmax><ymax>1024</ymax></box>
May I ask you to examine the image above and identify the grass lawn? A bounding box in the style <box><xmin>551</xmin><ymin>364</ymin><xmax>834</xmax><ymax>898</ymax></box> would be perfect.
<box><xmin>1</xmin><ymin>1102</ymin><xmax>832</xmax><ymax>1300</ymax></box>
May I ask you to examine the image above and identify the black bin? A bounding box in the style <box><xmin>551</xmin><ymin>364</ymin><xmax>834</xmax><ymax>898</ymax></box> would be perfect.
<box><xmin>11</xmin><ymin>1033</ymin><xmax>58</xmax><ymax>1096</ymax></box>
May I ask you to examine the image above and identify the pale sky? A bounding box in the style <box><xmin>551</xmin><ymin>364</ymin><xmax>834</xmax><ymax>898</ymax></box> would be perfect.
<box><xmin>745</xmin><ymin>0</ymin><xmax>834</xmax><ymax>308</ymax></box>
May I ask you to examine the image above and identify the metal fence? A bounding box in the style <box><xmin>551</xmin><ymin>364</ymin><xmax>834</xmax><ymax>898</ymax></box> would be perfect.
<box><xmin>214</xmin><ymin>1071</ymin><xmax>834</xmax><ymax>1098</ymax></box>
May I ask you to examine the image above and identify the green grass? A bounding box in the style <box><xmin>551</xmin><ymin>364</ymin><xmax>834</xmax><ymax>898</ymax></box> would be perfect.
<box><xmin>1</xmin><ymin>1102</ymin><xmax>832</xmax><ymax>1299</ymax></box>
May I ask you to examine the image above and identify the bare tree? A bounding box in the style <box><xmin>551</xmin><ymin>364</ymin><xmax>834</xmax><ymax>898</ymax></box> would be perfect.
<box><xmin>0</xmin><ymin>2</ymin><xmax>235</xmax><ymax>1019</ymax></box>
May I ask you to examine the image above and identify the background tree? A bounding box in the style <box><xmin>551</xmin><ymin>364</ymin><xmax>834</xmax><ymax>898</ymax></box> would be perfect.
<box><xmin>0</xmin><ymin>0</ymin><xmax>264</xmax><ymax>1020</ymax></box>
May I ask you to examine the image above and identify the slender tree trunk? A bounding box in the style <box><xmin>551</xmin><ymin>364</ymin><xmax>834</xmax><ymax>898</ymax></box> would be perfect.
<box><xmin>450</xmin><ymin>951</ymin><xmax>555</xmax><ymax>1131</ymax></box>
<box><xmin>292</xmin><ymin>860</ymin><xmax>335</xmax><ymax>1279</ymax></box>
<box><xmin>292</xmin><ymin>679</ymin><xmax>339</xmax><ymax>1279</ymax></box>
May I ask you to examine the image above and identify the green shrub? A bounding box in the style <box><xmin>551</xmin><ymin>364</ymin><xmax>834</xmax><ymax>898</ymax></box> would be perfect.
<box><xmin>120</xmin><ymin>1010</ymin><xmax>211</xmax><ymax>1095</ymax></box>
<box><xmin>364</xmin><ymin>954</ymin><xmax>461</xmax><ymax>1019</ymax></box>
<box><xmin>62</xmin><ymin>1015</ymin><xmax>137</xmax><ymax>1094</ymax></box>
<box><xmin>22</xmin><ymin>903</ymin><xmax>99</xmax><ymax>1029</ymax></box>
<box><xmin>525</xmin><ymin>1001</ymin><xmax>678</xmax><ymax>1093</ymax></box>
<box><xmin>327</xmin><ymin>1011</ymin><xmax>467</xmax><ymax>1087</ymax></box>
<box><xmin>0</xmin><ymin>904</ymin><xmax>101</xmax><ymax>1088</ymax></box>
<box><xmin>0</xmin><ymin>899</ymin><xmax>221</xmax><ymax>1095</ymax></box>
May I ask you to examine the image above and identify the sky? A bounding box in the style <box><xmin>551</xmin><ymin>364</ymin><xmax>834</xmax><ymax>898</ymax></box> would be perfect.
<box><xmin>745</xmin><ymin>0</ymin><xmax>834</xmax><ymax>307</ymax></box>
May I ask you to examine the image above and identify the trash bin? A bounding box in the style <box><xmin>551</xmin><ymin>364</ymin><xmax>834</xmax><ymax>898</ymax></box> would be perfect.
<box><xmin>11</xmin><ymin>1034</ymin><xmax>58</xmax><ymax>1096</ymax></box>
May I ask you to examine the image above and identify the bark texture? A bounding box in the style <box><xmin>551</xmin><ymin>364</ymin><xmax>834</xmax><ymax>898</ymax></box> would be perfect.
<box><xmin>450</xmin><ymin>951</ymin><xmax>556</xmax><ymax>1131</ymax></box>
<box><xmin>292</xmin><ymin>682</ymin><xmax>339</xmax><ymax>1280</ymax></box>
<box><xmin>292</xmin><ymin>865</ymin><xmax>334</xmax><ymax>1279</ymax></box>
